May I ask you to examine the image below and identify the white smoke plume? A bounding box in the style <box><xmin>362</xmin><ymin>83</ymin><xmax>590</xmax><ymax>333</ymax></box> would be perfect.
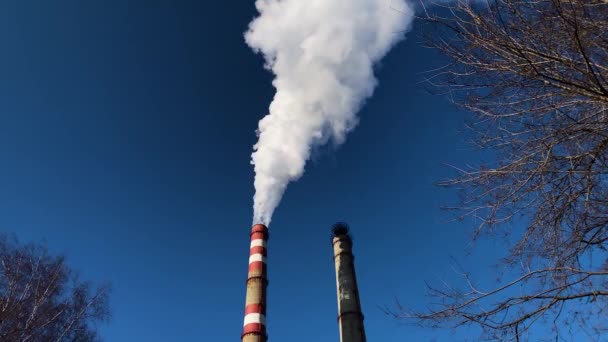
<box><xmin>246</xmin><ymin>0</ymin><xmax>414</xmax><ymax>225</ymax></box>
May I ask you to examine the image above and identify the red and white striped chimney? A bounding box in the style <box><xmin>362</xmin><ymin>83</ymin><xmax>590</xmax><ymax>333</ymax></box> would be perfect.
<box><xmin>241</xmin><ymin>224</ymin><xmax>269</xmax><ymax>342</ymax></box>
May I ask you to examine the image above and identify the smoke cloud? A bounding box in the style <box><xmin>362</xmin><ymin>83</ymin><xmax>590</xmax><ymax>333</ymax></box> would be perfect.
<box><xmin>246</xmin><ymin>0</ymin><xmax>414</xmax><ymax>225</ymax></box>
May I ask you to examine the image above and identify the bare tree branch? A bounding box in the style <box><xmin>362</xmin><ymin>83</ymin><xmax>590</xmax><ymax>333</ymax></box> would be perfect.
<box><xmin>0</xmin><ymin>235</ymin><xmax>110</xmax><ymax>342</ymax></box>
<box><xmin>397</xmin><ymin>0</ymin><xmax>608</xmax><ymax>339</ymax></box>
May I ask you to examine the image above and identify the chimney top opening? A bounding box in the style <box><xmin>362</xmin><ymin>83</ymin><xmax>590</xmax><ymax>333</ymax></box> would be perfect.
<box><xmin>332</xmin><ymin>222</ymin><xmax>350</xmax><ymax>237</ymax></box>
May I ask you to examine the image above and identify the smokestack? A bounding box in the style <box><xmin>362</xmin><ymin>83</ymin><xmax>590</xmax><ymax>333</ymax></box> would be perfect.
<box><xmin>242</xmin><ymin>224</ymin><xmax>269</xmax><ymax>342</ymax></box>
<box><xmin>332</xmin><ymin>222</ymin><xmax>366</xmax><ymax>342</ymax></box>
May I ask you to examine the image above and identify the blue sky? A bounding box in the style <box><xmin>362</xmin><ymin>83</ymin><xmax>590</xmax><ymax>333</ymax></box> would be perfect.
<box><xmin>0</xmin><ymin>1</ymin><xmax>509</xmax><ymax>341</ymax></box>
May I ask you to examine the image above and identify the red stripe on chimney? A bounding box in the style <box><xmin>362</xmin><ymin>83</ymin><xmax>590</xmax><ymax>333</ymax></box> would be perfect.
<box><xmin>249</xmin><ymin>246</ymin><xmax>267</xmax><ymax>256</ymax></box>
<box><xmin>243</xmin><ymin>323</ymin><xmax>265</xmax><ymax>335</ymax></box>
<box><xmin>251</xmin><ymin>232</ymin><xmax>266</xmax><ymax>241</ymax></box>
<box><xmin>248</xmin><ymin>261</ymin><xmax>266</xmax><ymax>273</ymax></box>
<box><xmin>245</xmin><ymin>303</ymin><xmax>265</xmax><ymax>315</ymax></box>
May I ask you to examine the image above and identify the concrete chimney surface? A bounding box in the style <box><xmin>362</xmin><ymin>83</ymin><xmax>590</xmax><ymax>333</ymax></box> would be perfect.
<box><xmin>333</xmin><ymin>225</ymin><xmax>366</xmax><ymax>342</ymax></box>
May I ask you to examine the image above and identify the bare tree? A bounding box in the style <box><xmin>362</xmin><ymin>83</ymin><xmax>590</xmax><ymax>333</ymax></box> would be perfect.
<box><xmin>393</xmin><ymin>0</ymin><xmax>608</xmax><ymax>340</ymax></box>
<box><xmin>0</xmin><ymin>234</ymin><xmax>110</xmax><ymax>342</ymax></box>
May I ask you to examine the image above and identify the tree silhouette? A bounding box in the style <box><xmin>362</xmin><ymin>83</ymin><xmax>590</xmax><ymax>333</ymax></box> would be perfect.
<box><xmin>395</xmin><ymin>0</ymin><xmax>608</xmax><ymax>340</ymax></box>
<box><xmin>0</xmin><ymin>234</ymin><xmax>110</xmax><ymax>342</ymax></box>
